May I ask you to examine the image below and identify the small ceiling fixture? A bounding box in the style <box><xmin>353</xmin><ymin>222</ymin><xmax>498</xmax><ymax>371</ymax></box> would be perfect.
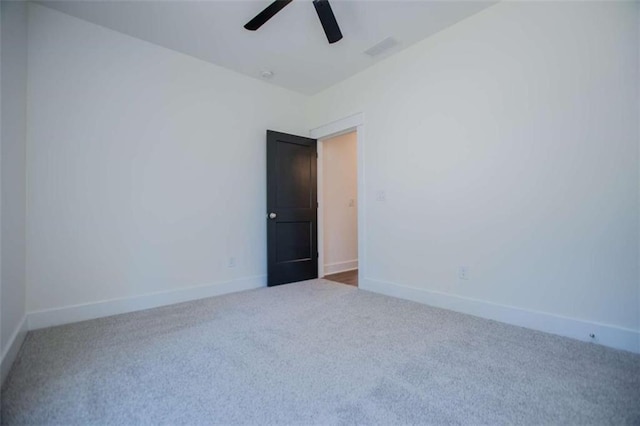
<box><xmin>261</xmin><ymin>70</ymin><xmax>275</xmax><ymax>79</ymax></box>
<box><xmin>244</xmin><ymin>0</ymin><xmax>343</xmax><ymax>45</ymax></box>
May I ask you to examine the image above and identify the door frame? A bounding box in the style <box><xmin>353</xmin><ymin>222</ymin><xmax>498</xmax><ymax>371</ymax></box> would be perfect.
<box><xmin>309</xmin><ymin>113</ymin><xmax>365</xmax><ymax>281</ymax></box>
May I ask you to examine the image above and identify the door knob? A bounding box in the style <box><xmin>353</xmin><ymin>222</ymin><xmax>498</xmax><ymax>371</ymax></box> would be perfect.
<box><xmin>269</xmin><ymin>213</ymin><xmax>277</xmax><ymax>219</ymax></box>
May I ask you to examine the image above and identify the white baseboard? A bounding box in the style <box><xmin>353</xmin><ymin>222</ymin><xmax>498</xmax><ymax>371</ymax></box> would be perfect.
<box><xmin>1</xmin><ymin>315</ymin><xmax>28</xmax><ymax>385</ymax></box>
<box><xmin>360</xmin><ymin>277</ymin><xmax>640</xmax><ymax>354</ymax></box>
<box><xmin>28</xmin><ymin>275</ymin><xmax>266</xmax><ymax>330</ymax></box>
<box><xmin>323</xmin><ymin>259</ymin><xmax>358</xmax><ymax>275</ymax></box>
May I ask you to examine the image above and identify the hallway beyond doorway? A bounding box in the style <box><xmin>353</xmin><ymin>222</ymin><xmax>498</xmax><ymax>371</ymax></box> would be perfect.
<box><xmin>324</xmin><ymin>270</ymin><xmax>358</xmax><ymax>287</ymax></box>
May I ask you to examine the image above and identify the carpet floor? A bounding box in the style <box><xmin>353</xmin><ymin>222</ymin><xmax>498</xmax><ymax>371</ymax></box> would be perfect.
<box><xmin>2</xmin><ymin>280</ymin><xmax>639</xmax><ymax>425</ymax></box>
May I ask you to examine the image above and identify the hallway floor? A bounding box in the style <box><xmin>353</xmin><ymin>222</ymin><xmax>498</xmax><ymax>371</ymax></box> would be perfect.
<box><xmin>324</xmin><ymin>269</ymin><xmax>358</xmax><ymax>287</ymax></box>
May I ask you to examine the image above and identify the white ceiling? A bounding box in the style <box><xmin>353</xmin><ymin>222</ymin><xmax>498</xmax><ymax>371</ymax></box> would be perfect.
<box><xmin>38</xmin><ymin>0</ymin><xmax>497</xmax><ymax>95</ymax></box>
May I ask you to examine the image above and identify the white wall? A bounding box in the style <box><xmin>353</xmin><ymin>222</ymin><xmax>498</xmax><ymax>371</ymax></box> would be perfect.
<box><xmin>1</xmin><ymin>0</ymin><xmax>28</xmax><ymax>380</ymax></box>
<box><xmin>322</xmin><ymin>132</ymin><xmax>358</xmax><ymax>274</ymax></box>
<box><xmin>26</xmin><ymin>4</ymin><xmax>307</xmax><ymax>317</ymax></box>
<box><xmin>307</xmin><ymin>1</ymin><xmax>640</xmax><ymax>350</ymax></box>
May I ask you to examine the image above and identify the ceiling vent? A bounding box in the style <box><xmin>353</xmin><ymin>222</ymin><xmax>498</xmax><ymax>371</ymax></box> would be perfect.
<box><xmin>364</xmin><ymin>37</ymin><xmax>399</xmax><ymax>57</ymax></box>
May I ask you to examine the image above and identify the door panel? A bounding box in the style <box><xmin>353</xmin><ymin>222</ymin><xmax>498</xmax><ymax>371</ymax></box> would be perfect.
<box><xmin>276</xmin><ymin>142</ymin><xmax>314</xmax><ymax>208</ymax></box>
<box><xmin>267</xmin><ymin>130</ymin><xmax>318</xmax><ymax>286</ymax></box>
<box><xmin>276</xmin><ymin>222</ymin><xmax>312</xmax><ymax>263</ymax></box>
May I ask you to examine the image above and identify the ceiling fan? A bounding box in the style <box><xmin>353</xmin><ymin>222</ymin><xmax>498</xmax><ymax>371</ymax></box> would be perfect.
<box><xmin>244</xmin><ymin>0</ymin><xmax>343</xmax><ymax>44</ymax></box>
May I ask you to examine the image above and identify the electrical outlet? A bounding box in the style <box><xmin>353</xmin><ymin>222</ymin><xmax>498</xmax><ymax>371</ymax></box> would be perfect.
<box><xmin>228</xmin><ymin>257</ymin><xmax>236</xmax><ymax>268</ymax></box>
<box><xmin>376</xmin><ymin>190</ymin><xmax>386</xmax><ymax>202</ymax></box>
<box><xmin>458</xmin><ymin>266</ymin><xmax>469</xmax><ymax>280</ymax></box>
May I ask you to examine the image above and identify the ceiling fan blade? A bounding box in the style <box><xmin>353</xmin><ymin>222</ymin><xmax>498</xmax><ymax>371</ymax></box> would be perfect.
<box><xmin>244</xmin><ymin>0</ymin><xmax>293</xmax><ymax>31</ymax></box>
<box><xmin>313</xmin><ymin>0</ymin><xmax>342</xmax><ymax>44</ymax></box>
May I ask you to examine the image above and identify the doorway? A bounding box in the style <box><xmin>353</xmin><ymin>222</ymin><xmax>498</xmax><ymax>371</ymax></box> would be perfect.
<box><xmin>318</xmin><ymin>131</ymin><xmax>358</xmax><ymax>287</ymax></box>
<box><xmin>310</xmin><ymin>113</ymin><xmax>365</xmax><ymax>289</ymax></box>
<box><xmin>265</xmin><ymin>112</ymin><xmax>365</xmax><ymax>288</ymax></box>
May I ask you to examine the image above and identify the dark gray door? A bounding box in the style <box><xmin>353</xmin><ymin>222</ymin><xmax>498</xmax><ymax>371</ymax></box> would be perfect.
<box><xmin>266</xmin><ymin>130</ymin><xmax>318</xmax><ymax>286</ymax></box>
